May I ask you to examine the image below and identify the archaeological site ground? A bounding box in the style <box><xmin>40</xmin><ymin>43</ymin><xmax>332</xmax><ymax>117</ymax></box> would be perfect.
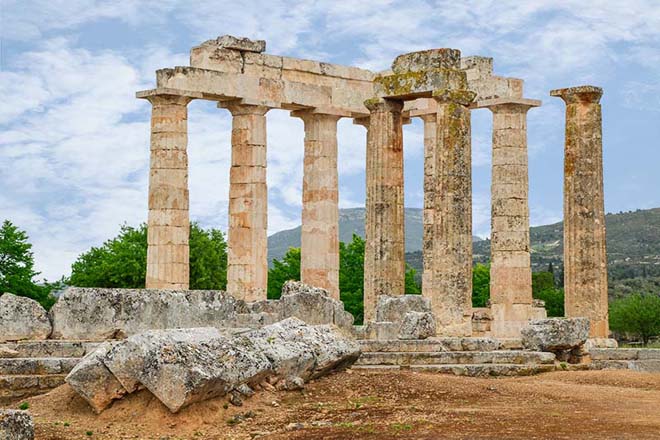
<box><xmin>1</xmin><ymin>34</ymin><xmax>659</xmax><ymax>440</ymax></box>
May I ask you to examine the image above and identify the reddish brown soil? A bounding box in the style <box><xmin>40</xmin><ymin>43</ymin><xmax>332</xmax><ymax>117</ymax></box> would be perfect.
<box><xmin>13</xmin><ymin>370</ymin><xmax>660</xmax><ymax>439</ymax></box>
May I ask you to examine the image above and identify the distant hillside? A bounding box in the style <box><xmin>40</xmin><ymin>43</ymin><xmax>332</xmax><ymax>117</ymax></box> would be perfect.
<box><xmin>268</xmin><ymin>208</ymin><xmax>482</xmax><ymax>264</ymax></box>
<box><xmin>407</xmin><ymin>207</ymin><xmax>660</xmax><ymax>296</ymax></box>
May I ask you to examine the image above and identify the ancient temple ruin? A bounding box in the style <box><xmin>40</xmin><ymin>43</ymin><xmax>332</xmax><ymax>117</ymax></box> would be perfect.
<box><xmin>137</xmin><ymin>35</ymin><xmax>609</xmax><ymax>339</ymax></box>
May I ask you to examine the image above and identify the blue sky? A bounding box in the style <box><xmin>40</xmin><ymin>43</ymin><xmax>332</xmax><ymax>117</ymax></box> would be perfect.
<box><xmin>1</xmin><ymin>0</ymin><xmax>659</xmax><ymax>280</ymax></box>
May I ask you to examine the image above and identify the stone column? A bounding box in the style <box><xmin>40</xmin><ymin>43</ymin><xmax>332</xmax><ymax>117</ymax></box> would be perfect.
<box><xmin>293</xmin><ymin>111</ymin><xmax>341</xmax><ymax>299</ymax></box>
<box><xmin>420</xmin><ymin>114</ymin><xmax>436</xmax><ymax>298</ymax></box>
<box><xmin>224</xmin><ymin>103</ymin><xmax>269</xmax><ymax>302</ymax></box>
<box><xmin>483</xmin><ymin>98</ymin><xmax>540</xmax><ymax>337</ymax></box>
<box><xmin>431</xmin><ymin>89</ymin><xmax>476</xmax><ymax>336</ymax></box>
<box><xmin>551</xmin><ymin>86</ymin><xmax>609</xmax><ymax>338</ymax></box>
<box><xmin>363</xmin><ymin>98</ymin><xmax>405</xmax><ymax>322</ymax></box>
<box><xmin>145</xmin><ymin>94</ymin><xmax>192</xmax><ymax>289</ymax></box>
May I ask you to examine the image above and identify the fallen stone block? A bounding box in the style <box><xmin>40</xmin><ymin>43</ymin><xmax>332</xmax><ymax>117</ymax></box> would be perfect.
<box><xmin>375</xmin><ymin>295</ymin><xmax>431</xmax><ymax>323</ymax></box>
<box><xmin>398</xmin><ymin>312</ymin><xmax>437</xmax><ymax>340</ymax></box>
<box><xmin>521</xmin><ymin>318</ymin><xmax>589</xmax><ymax>363</ymax></box>
<box><xmin>278</xmin><ymin>281</ymin><xmax>354</xmax><ymax>330</ymax></box>
<box><xmin>0</xmin><ymin>293</ymin><xmax>51</xmax><ymax>342</ymax></box>
<box><xmin>65</xmin><ymin>342</ymin><xmax>127</xmax><ymax>414</ymax></box>
<box><xmin>50</xmin><ymin>288</ymin><xmax>249</xmax><ymax>340</ymax></box>
<box><xmin>103</xmin><ymin>327</ymin><xmax>230</xmax><ymax>393</ymax></box>
<box><xmin>0</xmin><ymin>410</ymin><xmax>34</xmax><ymax>440</ymax></box>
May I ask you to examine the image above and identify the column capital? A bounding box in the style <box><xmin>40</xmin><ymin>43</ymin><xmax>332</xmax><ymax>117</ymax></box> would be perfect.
<box><xmin>432</xmin><ymin>89</ymin><xmax>476</xmax><ymax>106</ymax></box>
<box><xmin>290</xmin><ymin>108</ymin><xmax>344</xmax><ymax>122</ymax></box>
<box><xmin>143</xmin><ymin>94</ymin><xmax>193</xmax><ymax>106</ymax></box>
<box><xmin>550</xmin><ymin>85</ymin><xmax>603</xmax><ymax>105</ymax></box>
<box><xmin>353</xmin><ymin>117</ymin><xmax>370</xmax><ymax>128</ymax></box>
<box><xmin>219</xmin><ymin>100</ymin><xmax>270</xmax><ymax>116</ymax></box>
<box><xmin>364</xmin><ymin>97</ymin><xmax>404</xmax><ymax>113</ymax></box>
<box><xmin>475</xmin><ymin>97</ymin><xmax>541</xmax><ymax>113</ymax></box>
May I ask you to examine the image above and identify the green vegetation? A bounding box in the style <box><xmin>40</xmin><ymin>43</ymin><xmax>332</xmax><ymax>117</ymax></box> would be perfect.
<box><xmin>18</xmin><ymin>402</ymin><xmax>29</xmax><ymax>410</ymax></box>
<box><xmin>0</xmin><ymin>220</ymin><xmax>58</xmax><ymax>309</ymax></box>
<box><xmin>267</xmin><ymin>234</ymin><xmax>421</xmax><ymax>324</ymax></box>
<box><xmin>472</xmin><ymin>263</ymin><xmax>490</xmax><ymax>307</ymax></box>
<box><xmin>69</xmin><ymin>223</ymin><xmax>227</xmax><ymax>290</ymax></box>
<box><xmin>609</xmin><ymin>293</ymin><xmax>660</xmax><ymax>345</ymax></box>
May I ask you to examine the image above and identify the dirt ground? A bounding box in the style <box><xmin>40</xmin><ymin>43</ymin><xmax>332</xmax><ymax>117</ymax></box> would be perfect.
<box><xmin>12</xmin><ymin>369</ymin><xmax>660</xmax><ymax>440</ymax></box>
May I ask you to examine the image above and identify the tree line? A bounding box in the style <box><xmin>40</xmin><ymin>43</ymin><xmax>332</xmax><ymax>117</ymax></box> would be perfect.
<box><xmin>1</xmin><ymin>219</ymin><xmax>659</xmax><ymax>343</ymax></box>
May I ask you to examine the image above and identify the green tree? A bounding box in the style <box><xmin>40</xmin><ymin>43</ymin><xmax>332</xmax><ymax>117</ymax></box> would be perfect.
<box><xmin>534</xmin><ymin>287</ymin><xmax>564</xmax><ymax>317</ymax></box>
<box><xmin>405</xmin><ymin>266</ymin><xmax>421</xmax><ymax>294</ymax></box>
<box><xmin>609</xmin><ymin>293</ymin><xmax>660</xmax><ymax>345</ymax></box>
<box><xmin>70</xmin><ymin>223</ymin><xmax>228</xmax><ymax>290</ymax></box>
<box><xmin>0</xmin><ymin>220</ymin><xmax>56</xmax><ymax>309</ymax></box>
<box><xmin>266</xmin><ymin>247</ymin><xmax>301</xmax><ymax>299</ymax></box>
<box><xmin>472</xmin><ymin>263</ymin><xmax>490</xmax><ymax>307</ymax></box>
<box><xmin>339</xmin><ymin>234</ymin><xmax>366</xmax><ymax>324</ymax></box>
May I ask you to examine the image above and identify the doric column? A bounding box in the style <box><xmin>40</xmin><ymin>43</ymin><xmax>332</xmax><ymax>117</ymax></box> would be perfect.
<box><xmin>224</xmin><ymin>103</ymin><xmax>269</xmax><ymax>302</ymax></box>
<box><xmin>145</xmin><ymin>94</ymin><xmax>192</xmax><ymax>289</ymax></box>
<box><xmin>420</xmin><ymin>114</ymin><xmax>436</xmax><ymax>297</ymax></box>
<box><xmin>431</xmin><ymin>89</ymin><xmax>476</xmax><ymax>336</ymax></box>
<box><xmin>293</xmin><ymin>110</ymin><xmax>341</xmax><ymax>299</ymax></box>
<box><xmin>483</xmin><ymin>98</ymin><xmax>540</xmax><ymax>337</ymax></box>
<box><xmin>363</xmin><ymin>98</ymin><xmax>405</xmax><ymax>322</ymax></box>
<box><xmin>551</xmin><ymin>86</ymin><xmax>609</xmax><ymax>338</ymax></box>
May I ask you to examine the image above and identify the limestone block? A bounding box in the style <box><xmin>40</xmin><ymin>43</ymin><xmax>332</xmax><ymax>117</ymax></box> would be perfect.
<box><xmin>398</xmin><ymin>312</ymin><xmax>436</xmax><ymax>340</ymax></box>
<box><xmin>375</xmin><ymin>295</ymin><xmax>432</xmax><ymax>323</ymax></box>
<box><xmin>279</xmin><ymin>281</ymin><xmax>354</xmax><ymax>330</ymax></box>
<box><xmin>392</xmin><ymin>49</ymin><xmax>461</xmax><ymax>73</ymax></box>
<box><xmin>212</xmin><ymin>35</ymin><xmax>266</xmax><ymax>53</ymax></box>
<box><xmin>104</xmin><ymin>328</ymin><xmax>228</xmax><ymax>393</ymax></box>
<box><xmin>65</xmin><ymin>342</ymin><xmax>126</xmax><ymax>414</ymax></box>
<box><xmin>0</xmin><ymin>410</ymin><xmax>34</xmax><ymax>440</ymax></box>
<box><xmin>0</xmin><ymin>293</ymin><xmax>51</xmax><ymax>342</ymax></box>
<box><xmin>50</xmin><ymin>288</ymin><xmax>248</xmax><ymax>340</ymax></box>
<box><xmin>521</xmin><ymin>317</ymin><xmax>590</xmax><ymax>352</ymax></box>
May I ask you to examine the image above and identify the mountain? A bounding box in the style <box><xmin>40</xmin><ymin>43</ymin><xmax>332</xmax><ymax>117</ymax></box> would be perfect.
<box><xmin>407</xmin><ymin>207</ymin><xmax>660</xmax><ymax>296</ymax></box>
<box><xmin>268</xmin><ymin>207</ymin><xmax>482</xmax><ymax>264</ymax></box>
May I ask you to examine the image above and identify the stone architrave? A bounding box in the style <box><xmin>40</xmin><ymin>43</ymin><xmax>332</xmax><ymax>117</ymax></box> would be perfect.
<box><xmin>481</xmin><ymin>98</ymin><xmax>540</xmax><ymax>338</ymax></box>
<box><xmin>224</xmin><ymin>103</ymin><xmax>270</xmax><ymax>302</ymax></box>
<box><xmin>430</xmin><ymin>89</ymin><xmax>476</xmax><ymax>337</ymax></box>
<box><xmin>144</xmin><ymin>94</ymin><xmax>192</xmax><ymax>289</ymax></box>
<box><xmin>420</xmin><ymin>114</ymin><xmax>436</xmax><ymax>297</ymax></box>
<box><xmin>363</xmin><ymin>98</ymin><xmax>405</xmax><ymax>322</ymax></box>
<box><xmin>551</xmin><ymin>86</ymin><xmax>609</xmax><ymax>338</ymax></box>
<box><xmin>293</xmin><ymin>111</ymin><xmax>341</xmax><ymax>299</ymax></box>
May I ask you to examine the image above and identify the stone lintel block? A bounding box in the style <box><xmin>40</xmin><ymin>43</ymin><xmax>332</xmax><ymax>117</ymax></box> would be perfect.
<box><xmin>374</xmin><ymin>69</ymin><xmax>467</xmax><ymax>100</ymax></box>
<box><xmin>432</xmin><ymin>88</ymin><xmax>476</xmax><ymax>105</ymax></box>
<box><xmin>460</xmin><ymin>56</ymin><xmax>493</xmax><ymax>75</ymax></box>
<box><xmin>392</xmin><ymin>48</ymin><xmax>461</xmax><ymax>73</ymax></box>
<box><xmin>190</xmin><ymin>46</ymin><xmax>243</xmax><ymax>72</ymax></box>
<box><xmin>550</xmin><ymin>85</ymin><xmax>603</xmax><ymax>104</ymax></box>
<box><xmin>208</xmin><ymin>35</ymin><xmax>266</xmax><ymax>53</ymax></box>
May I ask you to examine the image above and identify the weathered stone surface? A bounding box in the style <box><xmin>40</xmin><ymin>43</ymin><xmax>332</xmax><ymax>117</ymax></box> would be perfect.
<box><xmin>50</xmin><ymin>288</ymin><xmax>248</xmax><ymax>340</ymax></box>
<box><xmin>364</xmin><ymin>321</ymin><xmax>399</xmax><ymax>340</ymax></box>
<box><xmin>131</xmin><ymin>330</ymin><xmax>271</xmax><ymax>413</ymax></box>
<box><xmin>375</xmin><ymin>295</ymin><xmax>432</xmax><ymax>323</ymax></box>
<box><xmin>521</xmin><ymin>318</ymin><xmax>589</xmax><ymax>352</ymax></box>
<box><xmin>392</xmin><ymin>49</ymin><xmax>461</xmax><ymax>73</ymax></box>
<box><xmin>551</xmin><ymin>86</ymin><xmax>608</xmax><ymax>338</ymax></box>
<box><xmin>398</xmin><ymin>312</ymin><xmax>436</xmax><ymax>340</ymax></box>
<box><xmin>278</xmin><ymin>281</ymin><xmax>354</xmax><ymax>330</ymax></box>
<box><xmin>0</xmin><ymin>293</ymin><xmax>51</xmax><ymax>342</ymax></box>
<box><xmin>65</xmin><ymin>342</ymin><xmax>126</xmax><ymax>414</ymax></box>
<box><xmin>69</xmin><ymin>318</ymin><xmax>359</xmax><ymax>413</ymax></box>
<box><xmin>0</xmin><ymin>347</ymin><xmax>19</xmax><ymax>358</ymax></box>
<box><xmin>103</xmin><ymin>328</ymin><xmax>229</xmax><ymax>393</ymax></box>
<box><xmin>211</xmin><ymin>35</ymin><xmax>266</xmax><ymax>53</ymax></box>
<box><xmin>0</xmin><ymin>410</ymin><xmax>34</xmax><ymax>440</ymax></box>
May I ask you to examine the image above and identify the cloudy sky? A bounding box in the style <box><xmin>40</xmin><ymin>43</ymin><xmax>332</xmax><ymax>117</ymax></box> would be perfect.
<box><xmin>1</xmin><ymin>0</ymin><xmax>659</xmax><ymax>281</ymax></box>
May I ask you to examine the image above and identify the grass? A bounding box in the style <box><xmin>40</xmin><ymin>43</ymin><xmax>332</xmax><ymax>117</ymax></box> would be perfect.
<box><xmin>18</xmin><ymin>402</ymin><xmax>29</xmax><ymax>410</ymax></box>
